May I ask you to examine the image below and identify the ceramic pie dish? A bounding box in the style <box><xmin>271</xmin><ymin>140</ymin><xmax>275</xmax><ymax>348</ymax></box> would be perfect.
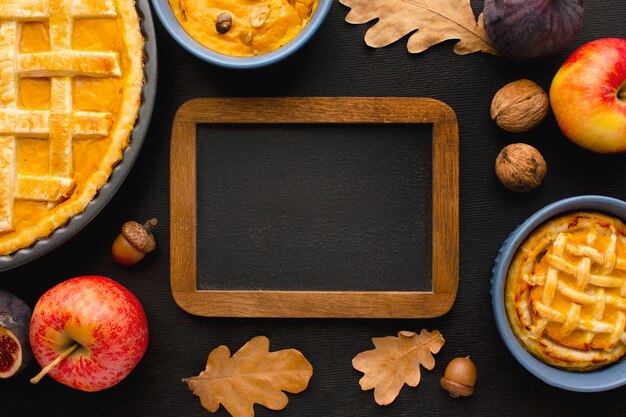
<box><xmin>491</xmin><ymin>195</ymin><xmax>626</xmax><ymax>392</ymax></box>
<box><xmin>0</xmin><ymin>0</ymin><xmax>157</xmax><ymax>272</ymax></box>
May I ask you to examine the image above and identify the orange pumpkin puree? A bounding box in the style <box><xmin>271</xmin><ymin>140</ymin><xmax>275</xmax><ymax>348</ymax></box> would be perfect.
<box><xmin>0</xmin><ymin>18</ymin><xmax>127</xmax><ymax>246</ymax></box>
<box><xmin>169</xmin><ymin>0</ymin><xmax>318</xmax><ymax>57</ymax></box>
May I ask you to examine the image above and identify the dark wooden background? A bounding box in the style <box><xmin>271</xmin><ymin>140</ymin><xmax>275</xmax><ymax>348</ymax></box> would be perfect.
<box><xmin>3</xmin><ymin>1</ymin><xmax>626</xmax><ymax>416</ymax></box>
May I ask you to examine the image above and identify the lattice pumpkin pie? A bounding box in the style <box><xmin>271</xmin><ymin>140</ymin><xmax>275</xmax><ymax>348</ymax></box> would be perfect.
<box><xmin>506</xmin><ymin>212</ymin><xmax>626</xmax><ymax>371</ymax></box>
<box><xmin>0</xmin><ymin>0</ymin><xmax>143</xmax><ymax>255</ymax></box>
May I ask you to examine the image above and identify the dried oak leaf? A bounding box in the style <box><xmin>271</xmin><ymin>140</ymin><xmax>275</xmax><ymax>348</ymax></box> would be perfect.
<box><xmin>352</xmin><ymin>329</ymin><xmax>445</xmax><ymax>405</ymax></box>
<box><xmin>340</xmin><ymin>0</ymin><xmax>498</xmax><ymax>56</ymax></box>
<box><xmin>183</xmin><ymin>336</ymin><xmax>313</xmax><ymax>417</ymax></box>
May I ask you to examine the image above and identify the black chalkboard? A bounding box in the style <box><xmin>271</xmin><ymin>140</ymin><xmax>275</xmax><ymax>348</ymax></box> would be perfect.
<box><xmin>195</xmin><ymin>124</ymin><xmax>433</xmax><ymax>292</ymax></box>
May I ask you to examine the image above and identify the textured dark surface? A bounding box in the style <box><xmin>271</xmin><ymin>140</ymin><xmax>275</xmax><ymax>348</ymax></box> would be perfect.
<box><xmin>3</xmin><ymin>1</ymin><xmax>626</xmax><ymax>416</ymax></box>
<box><xmin>196</xmin><ymin>124</ymin><xmax>433</xmax><ymax>292</ymax></box>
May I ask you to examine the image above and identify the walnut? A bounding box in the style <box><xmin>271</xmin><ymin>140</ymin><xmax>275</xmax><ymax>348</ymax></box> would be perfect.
<box><xmin>491</xmin><ymin>79</ymin><xmax>550</xmax><ymax>133</ymax></box>
<box><xmin>495</xmin><ymin>143</ymin><xmax>547</xmax><ymax>192</ymax></box>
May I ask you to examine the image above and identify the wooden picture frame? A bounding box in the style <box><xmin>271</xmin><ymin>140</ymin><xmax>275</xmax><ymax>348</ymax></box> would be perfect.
<box><xmin>170</xmin><ymin>97</ymin><xmax>459</xmax><ymax>318</ymax></box>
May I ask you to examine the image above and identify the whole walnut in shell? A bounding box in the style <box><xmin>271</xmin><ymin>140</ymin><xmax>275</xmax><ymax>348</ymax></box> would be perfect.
<box><xmin>495</xmin><ymin>143</ymin><xmax>547</xmax><ymax>192</ymax></box>
<box><xmin>491</xmin><ymin>80</ymin><xmax>549</xmax><ymax>133</ymax></box>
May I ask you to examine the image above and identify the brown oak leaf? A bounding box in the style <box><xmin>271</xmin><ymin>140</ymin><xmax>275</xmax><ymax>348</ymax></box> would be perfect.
<box><xmin>183</xmin><ymin>336</ymin><xmax>313</xmax><ymax>417</ymax></box>
<box><xmin>341</xmin><ymin>0</ymin><xmax>498</xmax><ymax>56</ymax></box>
<box><xmin>352</xmin><ymin>329</ymin><xmax>445</xmax><ymax>405</ymax></box>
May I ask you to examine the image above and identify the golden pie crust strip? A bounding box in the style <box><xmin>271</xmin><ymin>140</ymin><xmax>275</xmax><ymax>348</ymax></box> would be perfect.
<box><xmin>18</xmin><ymin>52</ymin><xmax>122</xmax><ymax>78</ymax></box>
<box><xmin>0</xmin><ymin>137</ymin><xmax>16</xmax><ymax>232</ymax></box>
<box><xmin>0</xmin><ymin>21</ymin><xmax>18</xmax><ymax>232</ymax></box>
<box><xmin>14</xmin><ymin>176</ymin><xmax>75</xmax><ymax>202</ymax></box>
<box><xmin>0</xmin><ymin>110</ymin><xmax>112</xmax><ymax>138</ymax></box>
<box><xmin>0</xmin><ymin>0</ymin><xmax>116</xmax><ymax>20</ymax></box>
<box><xmin>72</xmin><ymin>0</ymin><xmax>117</xmax><ymax>18</ymax></box>
<box><xmin>0</xmin><ymin>110</ymin><xmax>51</xmax><ymax>137</ymax></box>
<box><xmin>0</xmin><ymin>1</ymin><xmax>48</xmax><ymax>19</ymax></box>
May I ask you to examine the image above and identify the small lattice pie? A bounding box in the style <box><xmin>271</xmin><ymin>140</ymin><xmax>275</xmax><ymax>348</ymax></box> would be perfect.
<box><xmin>506</xmin><ymin>212</ymin><xmax>626</xmax><ymax>371</ymax></box>
<box><xmin>0</xmin><ymin>0</ymin><xmax>143</xmax><ymax>255</ymax></box>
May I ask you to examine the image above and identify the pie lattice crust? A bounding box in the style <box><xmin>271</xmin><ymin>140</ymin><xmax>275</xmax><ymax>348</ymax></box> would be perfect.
<box><xmin>506</xmin><ymin>212</ymin><xmax>626</xmax><ymax>371</ymax></box>
<box><xmin>0</xmin><ymin>0</ymin><xmax>143</xmax><ymax>255</ymax></box>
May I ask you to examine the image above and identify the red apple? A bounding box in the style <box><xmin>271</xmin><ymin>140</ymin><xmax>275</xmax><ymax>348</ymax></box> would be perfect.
<box><xmin>550</xmin><ymin>38</ymin><xmax>626</xmax><ymax>153</ymax></box>
<box><xmin>29</xmin><ymin>276</ymin><xmax>148</xmax><ymax>391</ymax></box>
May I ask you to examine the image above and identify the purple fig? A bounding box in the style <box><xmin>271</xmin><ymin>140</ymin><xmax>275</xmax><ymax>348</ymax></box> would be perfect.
<box><xmin>484</xmin><ymin>0</ymin><xmax>584</xmax><ymax>61</ymax></box>
<box><xmin>0</xmin><ymin>290</ymin><xmax>32</xmax><ymax>378</ymax></box>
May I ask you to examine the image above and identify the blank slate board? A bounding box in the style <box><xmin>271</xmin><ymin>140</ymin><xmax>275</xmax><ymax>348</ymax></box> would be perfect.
<box><xmin>195</xmin><ymin>123</ymin><xmax>433</xmax><ymax>292</ymax></box>
<box><xmin>170</xmin><ymin>97</ymin><xmax>459</xmax><ymax>318</ymax></box>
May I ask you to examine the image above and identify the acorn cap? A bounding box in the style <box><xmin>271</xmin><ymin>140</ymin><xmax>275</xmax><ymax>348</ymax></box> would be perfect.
<box><xmin>440</xmin><ymin>377</ymin><xmax>474</xmax><ymax>397</ymax></box>
<box><xmin>121</xmin><ymin>219</ymin><xmax>157</xmax><ymax>253</ymax></box>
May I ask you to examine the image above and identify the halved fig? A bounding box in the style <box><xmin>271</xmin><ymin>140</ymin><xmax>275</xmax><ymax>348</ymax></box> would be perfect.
<box><xmin>0</xmin><ymin>290</ymin><xmax>32</xmax><ymax>378</ymax></box>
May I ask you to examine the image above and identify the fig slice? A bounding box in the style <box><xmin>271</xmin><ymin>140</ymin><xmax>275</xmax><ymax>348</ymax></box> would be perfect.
<box><xmin>0</xmin><ymin>327</ymin><xmax>23</xmax><ymax>378</ymax></box>
<box><xmin>0</xmin><ymin>290</ymin><xmax>32</xmax><ymax>378</ymax></box>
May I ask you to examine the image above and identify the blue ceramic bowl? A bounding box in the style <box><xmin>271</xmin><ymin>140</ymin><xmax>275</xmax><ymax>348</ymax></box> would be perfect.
<box><xmin>150</xmin><ymin>0</ymin><xmax>332</xmax><ymax>69</ymax></box>
<box><xmin>491</xmin><ymin>195</ymin><xmax>626</xmax><ymax>392</ymax></box>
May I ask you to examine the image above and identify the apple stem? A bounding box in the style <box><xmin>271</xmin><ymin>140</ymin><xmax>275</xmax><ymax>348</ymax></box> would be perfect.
<box><xmin>30</xmin><ymin>343</ymin><xmax>79</xmax><ymax>385</ymax></box>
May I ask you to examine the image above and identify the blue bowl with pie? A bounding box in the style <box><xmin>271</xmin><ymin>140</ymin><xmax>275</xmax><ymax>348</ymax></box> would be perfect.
<box><xmin>491</xmin><ymin>195</ymin><xmax>626</xmax><ymax>392</ymax></box>
<box><xmin>151</xmin><ymin>0</ymin><xmax>332</xmax><ymax>69</ymax></box>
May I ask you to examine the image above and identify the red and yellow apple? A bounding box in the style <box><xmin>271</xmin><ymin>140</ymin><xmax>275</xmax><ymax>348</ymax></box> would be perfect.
<box><xmin>29</xmin><ymin>276</ymin><xmax>148</xmax><ymax>391</ymax></box>
<box><xmin>550</xmin><ymin>38</ymin><xmax>626</xmax><ymax>153</ymax></box>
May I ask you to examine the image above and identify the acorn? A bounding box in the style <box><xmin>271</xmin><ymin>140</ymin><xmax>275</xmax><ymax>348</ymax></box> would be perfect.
<box><xmin>112</xmin><ymin>218</ymin><xmax>157</xmax><ymax>266</ymax></box>
<box><xmin>440</xmin><ymin>356</ymin><xmax>477</xmax><ymax>398</ymax></box>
